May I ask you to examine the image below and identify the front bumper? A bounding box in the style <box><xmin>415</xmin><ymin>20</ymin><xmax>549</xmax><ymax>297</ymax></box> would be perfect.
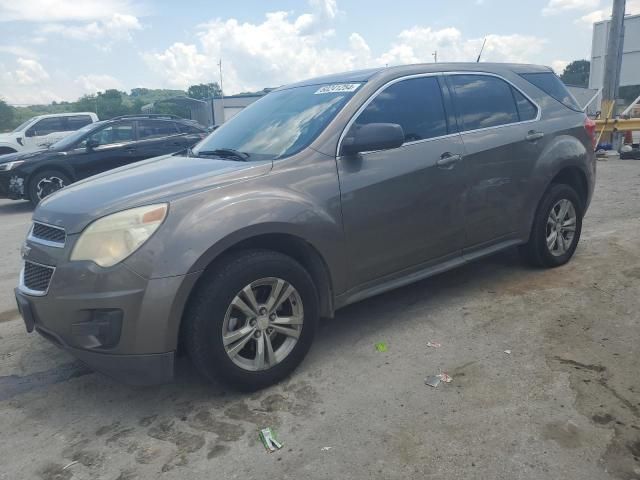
<box><xmin>0</xmin><ymin>170</ymin><xmax>26</xmax><ymax>199</ymax></box>
<box><xmin>15</xmin><ymin>244</ymin><xmax>200</xmax><ymax>385</ymax></box>
<box><xmin>15</xmin><ymin>292</ymin><xmax>174</xmax><ymax>385</ymax></box>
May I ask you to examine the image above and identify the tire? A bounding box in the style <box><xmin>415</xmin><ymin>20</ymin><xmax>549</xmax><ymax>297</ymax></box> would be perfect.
<box><xmin>27</xmin><ymin>169</ymin><xmax>72</xmax><ymax>205</ymax></box>
<box><xmin>519</xmin><ymin>183</ymin><xmax>583</xmax><ymax>268</ymax></box>
<box><xmin>184</xmin><ymin>249</ymin><xmax>319</xmax><ymax>391</ymax></box>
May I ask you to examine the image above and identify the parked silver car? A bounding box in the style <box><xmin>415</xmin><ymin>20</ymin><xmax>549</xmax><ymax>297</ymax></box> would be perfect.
<box><xmin>15</xmin><ymin>63</ymin><xmax>596</xmax><ymax>390</ymax></box>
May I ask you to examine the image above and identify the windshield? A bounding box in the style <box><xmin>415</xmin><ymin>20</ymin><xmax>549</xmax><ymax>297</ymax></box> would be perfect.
<box><xmin>192</xmin><ymin>83</ymin><xmax>361</xmax><ymax>160</ymax></box>
<box><xmin>12</xmin><ymin>118</ymin><xmax>37</xmax><ymax>133</ymax></box>
<box><xmin>49</xmin><ymin>122</ymin><xmax>102</xmax><ymax>151</ymax></box>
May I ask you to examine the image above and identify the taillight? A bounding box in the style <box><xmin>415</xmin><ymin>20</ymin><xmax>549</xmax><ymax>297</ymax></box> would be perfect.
<box><xmin>584</xmin><ymin>117</ymin><xmax>597</xmax><ymax>150</ymax></box>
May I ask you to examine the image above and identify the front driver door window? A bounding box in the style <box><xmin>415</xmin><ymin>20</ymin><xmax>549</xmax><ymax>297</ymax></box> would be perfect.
<box><xmin>74</xmin><ymin>122</ymin><xmax>135</xmax><ymax>179</ymax></box>
<box><xmin>337</xmin><ymin>75</ymin><xmax>467</xmax><ymax>287</ymax></box>
<box><xmin>24</xmin><ymin>117</ymin><xmax>65</xmax><ymax>149</ymax></box>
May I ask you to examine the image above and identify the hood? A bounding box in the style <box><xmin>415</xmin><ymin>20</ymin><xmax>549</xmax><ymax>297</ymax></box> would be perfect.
<box><xmin>0</xmin><ymin>149</ymin><xmax>53</xmax><ymax>164</ymax></box>
<box><xmin>0</xmin><ymin>132</ymin><xmax>17</xmax><ymax>143</ymax></box>
<box><xmin>34</xmin><ymin>154</ymin><xmax>272</xmax><ymax>234</ymax></box>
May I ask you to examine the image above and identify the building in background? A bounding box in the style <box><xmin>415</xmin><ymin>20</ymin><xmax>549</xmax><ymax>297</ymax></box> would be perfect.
<box><xmin>590</xmin><ymin>12</ymin><xmax>640</xmax><ymax>115</ymax></box>
<box><xmin>142</xmin><ymin>89</ymin><xmax>273</xmax><ymax>127</ymax></box>
<box><xmin>566</xmin><ymin>85</ymin><xmax>601</xmax><ymax>116</ymax></box>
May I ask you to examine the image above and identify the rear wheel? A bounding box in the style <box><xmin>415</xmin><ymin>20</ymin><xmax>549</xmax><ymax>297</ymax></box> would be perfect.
<box><xmin>184</xmin><ymin>250</ymin><xmax>319</xmax><ymax>391</ymax></box>
<box><xmin>520</xmin><ymin>184</ymin><xmax>583</xmax><ymax>268</ymax></box>
<box><xmin>27</xmin><ymin>169</ymin><xmax>72</xmax><ymax>205</ymax></box>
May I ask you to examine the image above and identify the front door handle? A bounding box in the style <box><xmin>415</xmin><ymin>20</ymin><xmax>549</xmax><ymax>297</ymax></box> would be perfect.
<box><xmin>525</xmin><ymin>131</ymin><xmax>544</xmax><ymax>142</ymax></box>
<box><xmin>437</xmin><ymin>152</ymin><xmax>462</xmax><ymax>169</ymax></box>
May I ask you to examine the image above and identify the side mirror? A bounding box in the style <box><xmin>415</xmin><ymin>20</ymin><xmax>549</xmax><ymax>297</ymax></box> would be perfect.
<box><xmin>85</xmin><ymin>138</ymin><xmax>99</xmax><ymax>150</ymax></box>
<box><xmin>25</xmin><ymin>128</ymin><xmax>36</xmax><ymax>138</ymax></box>
<box><xmin>341</xmin><ymin>123</ymin><xmax>405</xmax><ymax>156</ymax></box>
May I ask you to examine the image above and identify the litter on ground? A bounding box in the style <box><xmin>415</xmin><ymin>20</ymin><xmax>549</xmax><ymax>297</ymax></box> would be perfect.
<box><xmin>375</xmin><ymin>342</ymin><xmax>388</xmax><ymax>352</ymax></box>
<box><xmin>259</xmin><ymin>427</ymin><xmax>283</xmax><ymax>453</ymax></box>
<box><xmin>425</xmin><ymin>372</ymin><xmax>453</xmax><ymax>388</ymax></box>
<box><xmin>504</xmin><ymin>349</ymin><xmax>512</xmax><ymax>355</ymax></box>
<box><xmin>321</xmin><ymin>446</ymin><xmax>332</xmax><ymax>451</ymax></box>
<box><xmin>426</xmin><ymin>341</ymin><xmax>442</xmax><ymax>348</ymax></box>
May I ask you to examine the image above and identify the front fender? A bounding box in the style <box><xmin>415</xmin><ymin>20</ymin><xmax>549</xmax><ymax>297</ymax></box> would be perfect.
<box><xmin>124</xmin><ymin>188</ymin><xmax>346</xmax><ymax>292</ymax></box>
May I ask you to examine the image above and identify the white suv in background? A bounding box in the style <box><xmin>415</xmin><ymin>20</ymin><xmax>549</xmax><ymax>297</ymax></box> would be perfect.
<box><xmin>0</xmin><ymin>112</ymin><xmax>99</xmax><ymax>155</ymax></box>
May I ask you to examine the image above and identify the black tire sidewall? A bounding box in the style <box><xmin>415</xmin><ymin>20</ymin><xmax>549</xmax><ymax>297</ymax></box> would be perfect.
<box><xmin>28</xmin><ymin>170</ymin><xmax>71</xmax><ymax>205</ymax></box>
<box><xmin>532</xmin><ymin>184</ymin><xmax>583</xmax><ymax>267</ymax></box>
<box><xmin>185</xmin><ymin>250</ymin><xmax>319</xmax><ymax>390</ymax></box>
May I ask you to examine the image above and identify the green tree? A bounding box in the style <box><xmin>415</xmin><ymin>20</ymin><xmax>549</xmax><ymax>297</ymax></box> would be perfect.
<box><xmin>0</xmin><ymin>100</ymin><xmax>15</xmax><ymax>132</ymax></box>
<box><xmin>95</xmin><ymin>89</ymin><xmax>130</xmax><ymax>119</ymax></box>
<box><xmin>560</xmin><ymin>60</ymin><xmax>590</xmax><ymax>88</ymax></box>
<box><xmin>187</xmin><ymin>82</ymin><xmax>223</xmax><ymax>100</ymax></box>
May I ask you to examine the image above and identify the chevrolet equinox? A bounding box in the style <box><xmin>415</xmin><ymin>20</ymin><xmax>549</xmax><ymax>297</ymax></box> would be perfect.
<box><xmin>15</xmin><ymin>63</ymin><xmax>596</xmax><ymax>390</ymax></box>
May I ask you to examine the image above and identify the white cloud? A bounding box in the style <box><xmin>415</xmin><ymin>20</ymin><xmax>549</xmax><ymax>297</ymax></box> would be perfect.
<box><xmin>144</xmin><ymin>2</ymin><xmax>547</xmax><ymax>95</ymax></box>
<box><xmin>578</xmin><ymin>0</ymin><xmax>640</xmax><ymax>25</ymax></box>
<box><xmin>0</xmin><ymin>0</ymin><xmax>138</xmax><ymax>22</ymax></box>
<box><xmin>0</xmin><ymin>45</ymin><xmax>39</xmax><ymax>58</ymax></box>
<box><xmin>543</xmin><ymin>0</ymin><xmax>600</xmax><ymax>16</ymax></box>
<box><xmin>41</xmin><ymin>13</ymin><xmax>142</xmax><ymax>43</ymax></box>
<box><xmin>1</xmin><ymin>58</ymin><xmax>57</xmax><ymax>104</ymax></box>
<box><xmin>5</xmin><ymin>58</ymin><xmax>50</xmax><ymax>85</ymax></box>
<box><xmin>552</xmin><ymin>59</ymin><xmax>569</xmax><ymax>74</ymax></box>
<box><xmin>75</xmin><ymin>74</ymin><xmax>124</xmax><ymax>94</ymax></box>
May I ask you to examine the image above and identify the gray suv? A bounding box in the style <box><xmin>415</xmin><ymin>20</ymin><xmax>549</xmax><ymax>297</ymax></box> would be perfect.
<box><xmin>15</xmin><ymin>63</ymin><xmax>596</xmax><ymax>390</ymax></box>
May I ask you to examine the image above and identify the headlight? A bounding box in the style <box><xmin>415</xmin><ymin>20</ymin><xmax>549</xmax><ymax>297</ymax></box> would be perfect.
<box><xmin>0</xmin><ymin>161</ymin><xmax>25</xmax><ymax>171</ymax></box>
<box><xmin>71</xmin><ymin>204</ymin><xmax>168</xmax><ymax>267</ymax></box>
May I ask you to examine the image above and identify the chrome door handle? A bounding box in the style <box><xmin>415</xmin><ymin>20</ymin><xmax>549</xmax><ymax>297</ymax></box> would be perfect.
<box><xmin>437</xmin><ymin>152</ymin><xmax>462</xmax><ymax>169</ymax></box>
<box><xmin>526</xmin><ymin>131</ymin><xmax>544</xmax><ymax>142</ymax></box>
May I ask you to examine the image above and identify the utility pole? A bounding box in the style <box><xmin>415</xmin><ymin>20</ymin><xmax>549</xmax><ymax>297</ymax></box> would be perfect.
<box><xmin>601</xmin><ymin>0</ymin><xmax>626</xmax><ymax>120</ymax></box>
<box><xmin>432</xmin><ymin>51</ymin><xmax>438</xmax><ymax>63</ymax></box>
<box><xmin>218</xmin><ymin>59</ymin><xmax>225</xmax><ymax>118</ymax></box>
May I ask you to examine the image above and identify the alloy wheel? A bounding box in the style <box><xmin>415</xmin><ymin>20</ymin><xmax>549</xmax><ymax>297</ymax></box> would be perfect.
<box><xmin>36</xmin><ymin>176</ymin><xmax>66</xmax><ymax>200</ymax></box>
<box><xmin>222</xmin><ymin>277</ymin><xmax>304</xmax><ymax>371</ymax></box>
<box><xmin>546</xmin><ymin>198</ymin><xmax>577</xmax><ymax>256</ymax></box>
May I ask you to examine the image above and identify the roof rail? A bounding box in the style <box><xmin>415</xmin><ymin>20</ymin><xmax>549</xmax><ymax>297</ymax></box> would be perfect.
<box><xmin>110</xmin><ymin>114</ymin><xmax>182</xmax><ymax>120</ymax></box>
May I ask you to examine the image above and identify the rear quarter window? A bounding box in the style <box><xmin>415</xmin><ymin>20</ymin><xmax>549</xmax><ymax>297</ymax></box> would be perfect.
<box><xmin>520</xmin><ymin>72</ymin><xmax>581</xmax><ymax>111</ymax></box>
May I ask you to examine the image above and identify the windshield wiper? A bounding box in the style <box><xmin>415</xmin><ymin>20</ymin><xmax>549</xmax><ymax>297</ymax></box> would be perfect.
<box><xmin>194</xmin><ymin>148</ymin><xmax>250</xmax><ymax>161</ymax></box>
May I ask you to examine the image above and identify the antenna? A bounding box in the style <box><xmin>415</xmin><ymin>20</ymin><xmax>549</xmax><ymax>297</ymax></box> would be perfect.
<box><xmin>476</xmin><ymin>38</ymin><xmax>487</xmax><ymax>62</ymax></box>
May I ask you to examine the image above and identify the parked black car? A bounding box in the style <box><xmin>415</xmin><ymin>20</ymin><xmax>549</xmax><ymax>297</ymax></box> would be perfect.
<box><xmin>0</xmin><ymin>115</ymin><xmax>207</xmax><ymax>204</ymax></box>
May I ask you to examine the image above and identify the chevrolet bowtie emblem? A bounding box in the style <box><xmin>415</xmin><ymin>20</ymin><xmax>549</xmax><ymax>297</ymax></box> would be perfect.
<box><xmin>21</xmin><ymin>243</ymin><xmax>31</xmax><ymax>259</ymax></box>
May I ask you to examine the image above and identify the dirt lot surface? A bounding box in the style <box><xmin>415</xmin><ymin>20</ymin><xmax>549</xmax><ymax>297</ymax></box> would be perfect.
<box><xmin>0</xmin><ymin>159</ymin><xmax>639</xmax><ymax>480</ymax></box>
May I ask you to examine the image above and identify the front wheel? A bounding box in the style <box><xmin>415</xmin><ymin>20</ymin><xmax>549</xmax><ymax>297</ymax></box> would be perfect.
<box><xmin>27</xmin><ymin>169</ymin><xmax>72</xmax><ymax>205</ymax></box>
<box><xmin>520</xmin><ymin>184</ymin><xmax>583</xmax><ymax>268</ymax></box>
<box><xmin>184</xmin><ymin>250</ymin><xmax>319</xmax><ymax>391</ymax></box>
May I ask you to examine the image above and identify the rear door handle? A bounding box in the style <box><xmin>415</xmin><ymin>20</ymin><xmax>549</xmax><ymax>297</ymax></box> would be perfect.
<box><xmin>437</xmin><ymin>152</ymin><xmax>462</xmax><ymax>169</ymax></box>
<box><xmin>525</xmin><ymin>131</ymin><xmax>544</xmax><ymax>142</ymax></box>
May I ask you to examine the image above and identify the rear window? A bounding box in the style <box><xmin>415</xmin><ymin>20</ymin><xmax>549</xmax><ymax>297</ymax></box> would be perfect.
<box><xmin>520</xmin><ymin>72</ymin><xmax>581</xmax><ymax>111</ymax></box>
<box><xmin>177</xmin><ymin>123</ymin><xmax>204</xmax><ymax>134</ymax></box>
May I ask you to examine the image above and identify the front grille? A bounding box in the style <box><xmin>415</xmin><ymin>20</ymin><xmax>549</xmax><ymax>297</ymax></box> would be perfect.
<box><xmin>31</xmin><ymin>222</ymin><xmax>66</xmax><ymax>245</ymax></box>
<box><xmin>23</xmin><ymin>261</ymin><xmax>55</xmax><ymax>293</ymax></box>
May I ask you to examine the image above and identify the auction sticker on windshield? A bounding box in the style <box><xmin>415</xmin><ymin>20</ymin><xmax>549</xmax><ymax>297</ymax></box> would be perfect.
<box><xmin>314</xmin><ymin>84</ymin><xmax>361</xmax><ymax>94</ymax></box>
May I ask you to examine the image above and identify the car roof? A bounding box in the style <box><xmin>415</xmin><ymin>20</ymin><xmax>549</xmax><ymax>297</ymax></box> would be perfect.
<box><xmin>278</xmin><ymin>63</ymin><xmax>552</xmax><ymax>90</ymax></box>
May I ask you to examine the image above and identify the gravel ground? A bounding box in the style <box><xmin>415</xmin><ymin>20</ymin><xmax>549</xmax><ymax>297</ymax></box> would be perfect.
<box><xmin>0</xmin><ymin>159</ymin><xmax>639</xmax><ymax>480</ymax></box>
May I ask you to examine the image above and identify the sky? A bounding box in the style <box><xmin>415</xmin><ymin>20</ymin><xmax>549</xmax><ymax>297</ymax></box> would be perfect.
<box><xmin>0</xmin><ymin>0</ymin><xmax>636</xmax><ymax>105</ymax></box>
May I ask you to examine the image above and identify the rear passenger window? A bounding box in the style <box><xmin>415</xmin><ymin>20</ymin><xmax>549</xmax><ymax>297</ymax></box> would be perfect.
<box><xmin>66</xmin><ymin>115</ymin><xmax>93</xmax><ymax>130</ymax></box>
<box><xmin>138</xmin><ymin>120</ymin><xmax>178</xmax><ymax>140</ymax></box>
<box><xmin>520</xmin><ymin>72</ymin><xmax>581</xmax><ymax>111</ymax></box>
<box><xmin>512</xmin><ymin>88</ymin><xmax>537</xmax><ymax>121</ymax></box>
<box><xmin>449</xmin><ymin>75</ymin><xmax>519</xmax><ymax>131</ymax></box>
<box><xmin>355</xmin><ymin>76</ymin><xmax>448</xmax><ymax>143</ymax></box>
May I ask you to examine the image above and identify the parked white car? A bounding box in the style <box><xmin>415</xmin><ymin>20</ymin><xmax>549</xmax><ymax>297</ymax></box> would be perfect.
<box><xmin>0</xmin><ymin>112</ymin><xmax>99</xmax><ymax>155</ymax></box>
